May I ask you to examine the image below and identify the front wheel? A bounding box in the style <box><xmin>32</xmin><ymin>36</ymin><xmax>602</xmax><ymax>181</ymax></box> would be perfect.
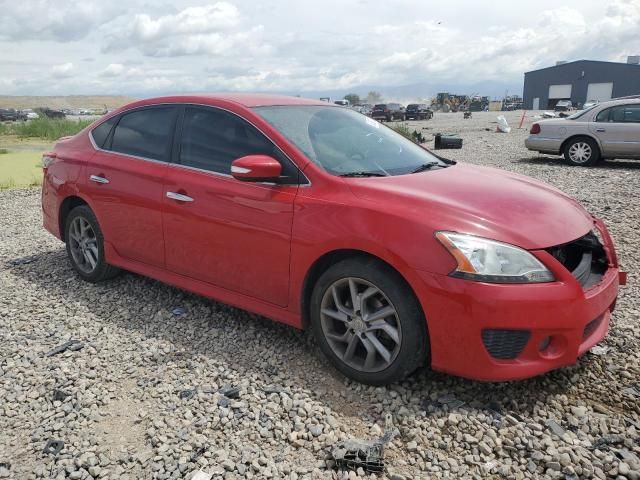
<box><xmin>564</xmin><ymin>137</ymin><xmax>600</xmax><ymax>166</ymax></box>
<box><xmin>310</xmin><ymin>257</ymin><xmax>428</xmax><ymax>385</ymax></box>
<box><xmin>65</xmin><ymin>205</ymin><xmax>120</xmax><ymax>282</ymax></box>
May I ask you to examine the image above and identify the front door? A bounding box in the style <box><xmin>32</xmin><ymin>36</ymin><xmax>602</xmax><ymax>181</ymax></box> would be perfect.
<box><xmin>162</xmin><ymin>105</ymin><xmax>300</xmax><ymax>307</ymax></box>
<box><xmin>591</xmin><ymin>104</ymin><xmax>640</xmax><ymax>156</ymax></box>
<box><xmin>83</xmin><ymin>106</ymin><xmax>177</xmax><ymax>266</ymax></box>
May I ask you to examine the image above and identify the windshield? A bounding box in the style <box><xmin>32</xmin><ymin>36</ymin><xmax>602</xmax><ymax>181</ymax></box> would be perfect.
<box><xmin>566</xmin><ymin>105</ymin><xmax>598</xmax><ymax>120</ymax></box>
<box><xmin>254</xmin><ymin>105</ymin><xmax>447</xmax><ymax>176</ymax></box>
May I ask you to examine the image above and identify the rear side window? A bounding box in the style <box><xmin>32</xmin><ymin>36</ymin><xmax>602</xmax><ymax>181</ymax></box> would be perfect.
<box><xmin>596</xmin><ymin>105</ymin><xmax>640</xmax><ymax>123</ymax></box>
<box><xmin>110</xmin><ymin>107</ymin><xmax>176</xmax><ymax>161</ymax></box>
<box><xmin>179</xmin><ymin>106</ymin><xmax>299</xmax><ymax>182</ymax></box>
<box><xmin>91</xmin><ymin>116</ymin><xmax>117</xmax><ymax>149</ymax></box>
<box><xmin>623</xmin><ymin>105</ymin><xmax>640</xmax><ymax>123</ymax></box>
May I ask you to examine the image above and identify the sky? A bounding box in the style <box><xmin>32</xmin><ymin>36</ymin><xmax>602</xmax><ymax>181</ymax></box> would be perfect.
<box><xmin>1</xmin><ymin>0</ymin><xmax>639</xmax><ymax>100</ymax></box>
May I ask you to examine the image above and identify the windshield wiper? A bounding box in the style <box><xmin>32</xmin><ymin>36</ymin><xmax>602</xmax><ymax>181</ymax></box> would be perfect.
<box><xmin>338</xmin><ymin>171</ymin><xmax>388</xmax><ymax>177</ymax></box>
<box><xmin>411</xmin><ymin>162</ymin><xmax>442</xmax><ymax>173</ymax></box>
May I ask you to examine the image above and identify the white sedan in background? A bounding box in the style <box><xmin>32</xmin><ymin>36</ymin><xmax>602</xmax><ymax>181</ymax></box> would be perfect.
<box><xmin>526</xmin><ymin>97</ymin><xmax>640</xmax><ymax>166</ymax></box>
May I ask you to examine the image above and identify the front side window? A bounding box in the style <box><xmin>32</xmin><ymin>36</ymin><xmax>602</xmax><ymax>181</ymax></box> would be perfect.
<box><xmin>110</xmin><ymin>107</ymin><xmax>177</xmax><ymax>161</ymax></box>
<box><xmin>595</xmin><ymin>108</ymin><xmax>610</xmax><ymax>122</ymax></box>
<box><xmin>254</xmin><ymin>105</ymin><xmax>448</xmax><ymax>176</ymax></box>
<box><xmin>179</xmin><ymin>106</ymin><xmax>299</xmax><ymax>181</ymax></box>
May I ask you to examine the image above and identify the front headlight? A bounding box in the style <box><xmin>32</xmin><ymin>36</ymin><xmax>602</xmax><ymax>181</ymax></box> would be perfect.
<box><xmin>435</xmin><ymin>232</ymin><xmax>554</xmax><ymax>283</ymax></box>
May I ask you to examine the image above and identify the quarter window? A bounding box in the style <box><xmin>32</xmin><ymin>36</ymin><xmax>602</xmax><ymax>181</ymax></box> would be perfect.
<box><xmin>110</xmin><ymin>107</ymin><xmax>177</xmax><ymax>161</ymax></box>
<box><xmin>91</xmin><ymin>116</ymin><xmax>117</xmax><ymax>149</ymax></box>
<box><xmin>179</xmin><ymin>106</ymin><xmax>299</xmax><ymax>182</ymax></box>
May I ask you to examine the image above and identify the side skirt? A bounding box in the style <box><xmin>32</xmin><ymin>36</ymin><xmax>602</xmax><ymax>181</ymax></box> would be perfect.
<box><xmin>103</xmin><ymin>242</ymin><xmax>302</xmax><ymax>329</ymax></box>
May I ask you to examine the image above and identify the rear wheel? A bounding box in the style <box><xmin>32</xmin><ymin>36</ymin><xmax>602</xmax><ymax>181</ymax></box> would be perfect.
<box><xmin>564</xmin><ymin>137</ymin><xmax>600</xmax><ymax>166</ymax></box>
<box><xmin>310</xmin><ymin>257</ymin><xmax>428</xmax><ymax>385</ymax></box>
<box><xmin>65</xmin><ymin>205</ymin><xmax>120</xmax><ymax>282</ymax></box>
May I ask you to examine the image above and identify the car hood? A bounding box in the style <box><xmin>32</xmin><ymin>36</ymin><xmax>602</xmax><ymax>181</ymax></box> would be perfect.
<box><xmin>347</xmin><ymin>163</ymin><xmax>593</xmax><ymax>249</ymax></box>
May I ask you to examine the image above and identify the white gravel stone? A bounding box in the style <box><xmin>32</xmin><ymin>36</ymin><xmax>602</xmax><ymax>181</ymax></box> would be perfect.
<box><xmin>0</xmin><ymin>111</ymin><xmax>638</xmax><ymax>479</ymax></box>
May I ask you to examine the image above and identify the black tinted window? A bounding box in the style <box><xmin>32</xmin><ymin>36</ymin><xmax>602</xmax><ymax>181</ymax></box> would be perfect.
<box><xmin>111</xmin><ymin>107</ymin><xmax>176</xmax><ymax>161</ymax></box>
<box><xmin>91</xmin><ymin>116</ymin><xmax>117</xmax><ymax>149</ymax></box>
<box><xmin>180</xmin><ymin>106</ymin><xmax>299</xmax><ymax>181</ymax></box>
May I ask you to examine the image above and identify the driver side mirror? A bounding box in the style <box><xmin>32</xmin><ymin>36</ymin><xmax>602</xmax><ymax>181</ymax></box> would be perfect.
<box><xmin>231</xmin><ymin>155</ymin><xmax>282</xmax><ymax>182</ymax></box>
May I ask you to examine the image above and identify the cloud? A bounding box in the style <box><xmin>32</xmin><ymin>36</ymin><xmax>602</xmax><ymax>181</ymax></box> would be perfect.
<box><xmin>0</xmin><ymin>0</ymin><xmax>115</xmax><ymax>42</ymax></box>
<box><xmin>51</xmin><ymin>63</ymin><xmax>74</xmax><ymax>78</ymax></box>
<box><xmin>1</xmin><ymin>0</ymin><xmax>639</xmax><ymax>97</ymax></box>
<box><xmin>102</xmin><ymin>3</ymin><xmax>258</xmax><ymax>57</ymax></box>
<box><xmin>371</xmin><ymin>2</ymin><xmax>640</xmax><ymax>85</ymax></box>
<box><xmin>100</xmin><ymin>64</ymin><xmax>126</xmax><ymax>77</ymax></box>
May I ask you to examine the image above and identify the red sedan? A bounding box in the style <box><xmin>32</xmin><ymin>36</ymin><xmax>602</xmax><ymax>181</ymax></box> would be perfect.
<box><xmin>41</xmin><ymin>94</ymin><xmax>624</xmax><ymax>384</ymax></box>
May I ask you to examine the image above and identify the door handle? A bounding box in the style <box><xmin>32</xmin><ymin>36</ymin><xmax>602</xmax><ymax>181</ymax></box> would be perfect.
<box><xmin>596</xmin><ymin>128</ymin><xmax>606</xmax><ymax>133</ymax></box>
<box><xmin>166</xmin><ymin>191</ymin><xmax>194</xmax><ymax>202</ymax></box>
<box><xmin>89</xmin><ymin>175</ymin><xmax>109</xmax><ymax>184</ymax></box>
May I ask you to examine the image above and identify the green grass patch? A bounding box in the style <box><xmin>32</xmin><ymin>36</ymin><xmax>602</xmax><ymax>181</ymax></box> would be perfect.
<box><xmin>391</xmin><ymin>123</ymin><xmax>426</xmax><ymax>143</ymax></box>
<box><xmin>391</xmin><ymin>122</ymin><xmax>412</xmax><ymax>139</ymax></box>
<box><xmin>0</xmin><ymin>117</ymin><xmax>93</xmax><ymax>141</ymax></box>
<box><xmin>0</xmin><ymin>150</ymin><xmax>43</xmax><ymax>189</ymax></box>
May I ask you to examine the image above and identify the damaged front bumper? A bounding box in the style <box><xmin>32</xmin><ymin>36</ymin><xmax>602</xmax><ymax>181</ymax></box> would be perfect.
<box><xmin>415</xmin><ymin>219</ymin><xmax>625</xmax><ymax>382</ymax></box>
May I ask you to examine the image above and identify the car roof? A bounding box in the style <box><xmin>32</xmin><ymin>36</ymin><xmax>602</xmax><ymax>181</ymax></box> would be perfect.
<box><xmin>593</xmin><ymin>97</ymin><xmax>640</xmax><ymax>108</ymax></box>
<box><xmin>132</xmin><ymin>93</ymin><xmax>330</xmax><ymax>108</ymax></box>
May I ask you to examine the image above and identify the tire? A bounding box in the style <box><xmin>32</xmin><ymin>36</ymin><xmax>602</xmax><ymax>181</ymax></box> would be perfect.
<box><xmin>310</xmin><ymin>257</ymin><xmax>428</xmax><ymax>385</ymax></box>
<box><xmin>65</xmin><ymin>205</ymin><xmax>120</xmax><ymax>283</ymax></box>
<box><xmin>563</xmin><ymin>137</ymin><xmax>600</xmax><ymax>166</ymax></box>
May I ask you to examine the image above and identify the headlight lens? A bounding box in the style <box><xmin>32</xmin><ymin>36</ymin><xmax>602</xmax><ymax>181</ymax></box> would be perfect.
<box><xmin>435</xmin><ymin>232</ymin><xmax>554</xmax><ymax>283</ymax></box>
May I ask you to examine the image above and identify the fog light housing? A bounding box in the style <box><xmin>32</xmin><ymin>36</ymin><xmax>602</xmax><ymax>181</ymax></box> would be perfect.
<box><xmin>538</xmin><ymin>336</ymin><xmax>551</xmax><ymax>352</ymax></box>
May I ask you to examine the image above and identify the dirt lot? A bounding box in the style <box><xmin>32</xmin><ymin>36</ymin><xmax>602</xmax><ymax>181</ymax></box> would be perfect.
<box><xmin>0</xmin><ymin>110</ymin><xmax>638</xmax><ymax>480</ymax></box>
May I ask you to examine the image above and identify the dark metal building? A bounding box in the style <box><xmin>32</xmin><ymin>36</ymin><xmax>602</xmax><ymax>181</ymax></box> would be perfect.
<box><xmin>523</xmin><ymin>58</ymin><xmax>640</xmax><ymax>110</ymax></box>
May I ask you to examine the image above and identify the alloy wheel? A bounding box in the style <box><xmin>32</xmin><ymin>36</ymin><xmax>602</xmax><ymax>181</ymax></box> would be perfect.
<box><xmin>68</xmin><ymin>217</ymin><xmax>99</xmax><ymax>273</ymax></box>
<box><xmin>568</xmin><ymin>142</ymin><xmax>592</xmax><ymax>164</ymax></box>
<box><xmin>319</xmin><ymin>277</ymin><xmax>402</xmax><ymax>372</ymax></box>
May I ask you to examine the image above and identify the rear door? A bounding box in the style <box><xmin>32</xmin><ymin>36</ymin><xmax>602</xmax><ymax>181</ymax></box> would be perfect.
<box><xmin>84</xmin><ymin>105</ymin><xmax>177</xmax><ymax>266</ymax></box>
<box><xmin>591</xmin><ymin>104</ymin><xmax>640</xmax><ymax>156</ymax></box>
<box><xmin>162</xmin><ymin>105</ymin><xmax>300</xmax><ymax>307</ymax></box>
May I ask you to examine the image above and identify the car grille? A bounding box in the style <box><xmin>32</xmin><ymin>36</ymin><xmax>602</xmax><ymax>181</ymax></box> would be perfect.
<box><xmin>547</xmin><ymin>232</ymin><xmax>608</xmax><ymax>289</ymax></box>
<box><xmin>481</xmin><ymin>329</ymin><xmax>531</xmax><ymax>360</ymax></box>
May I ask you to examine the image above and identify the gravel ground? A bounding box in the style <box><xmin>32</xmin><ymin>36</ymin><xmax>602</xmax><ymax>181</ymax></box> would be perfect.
<box><xmin>1</xmin><ymin>110</ymin><xmax>638</xmax><ymax>480</ymax></box>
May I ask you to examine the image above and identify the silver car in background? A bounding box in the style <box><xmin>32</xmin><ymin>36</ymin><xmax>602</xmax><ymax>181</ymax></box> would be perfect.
<box><xmin>525</xmin><ymin>97</ymin><xmax>640</xmax><ymax>166</ymax></box>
